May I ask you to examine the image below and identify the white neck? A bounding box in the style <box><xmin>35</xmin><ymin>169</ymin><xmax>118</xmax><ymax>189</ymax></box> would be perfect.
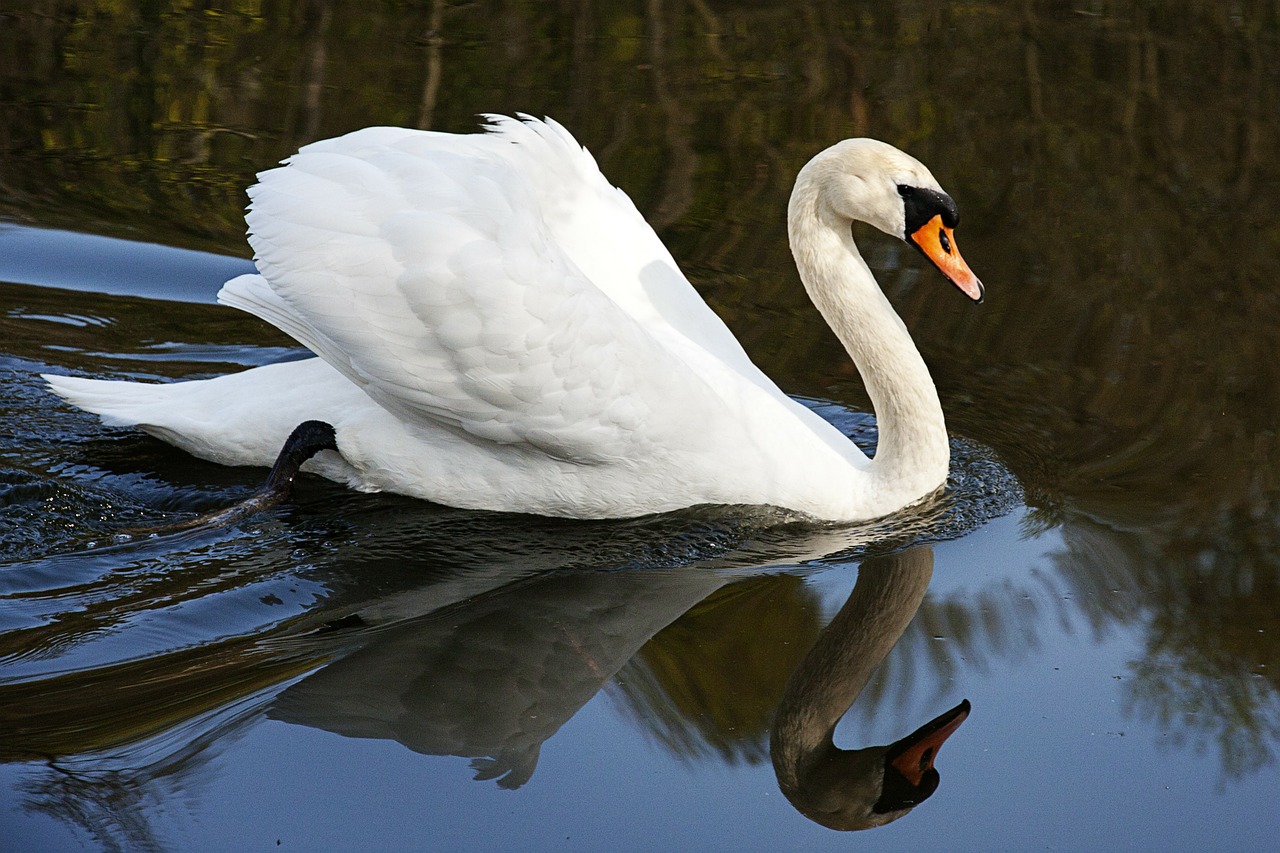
<box><xmin>787</xmin><ymin>173</ymin><xmax>950</xmax><ymax>512</ymax></box>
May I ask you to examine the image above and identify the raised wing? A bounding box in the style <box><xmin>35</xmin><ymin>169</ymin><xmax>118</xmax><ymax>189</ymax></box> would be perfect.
<box><xmin>475</xmin><ymin>116</ymin><xmax>771</xmax><ymax>385</ymax></box>
<box><xmin>223</xmin><ymin>119</ymin><xmax>737</xmax><ymax>463</ymax></box>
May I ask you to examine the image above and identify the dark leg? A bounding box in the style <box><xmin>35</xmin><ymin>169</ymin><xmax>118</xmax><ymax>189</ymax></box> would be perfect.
<box><xmin>260</xmin><ymin>420</ymin><xmax>340</xmax><ymax>503</ymax></box>
<box><xmin>119</xmin><ymin>420</ymin><xmax>339</xmax><ymax>538</ymax></box>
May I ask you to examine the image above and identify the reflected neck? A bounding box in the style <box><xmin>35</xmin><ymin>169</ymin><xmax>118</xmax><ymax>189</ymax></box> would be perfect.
<box><xmin>771</xmin><ymin>549</ymin><xmax>934</xmax><ymax>786</ymax></box>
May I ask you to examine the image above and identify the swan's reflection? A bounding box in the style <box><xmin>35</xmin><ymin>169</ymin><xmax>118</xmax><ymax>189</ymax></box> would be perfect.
<box><xmin>268</xmin><ymin>542</ymin><xmax>966</xmax><ymax>825</ymax></box>
<box><xmin>2</xmin><ymin>510</ymin><xmax>969</xmax><ymax>837</ymax></box>
<box><xmin>771</xmin><ymin>547</ymin><xmax>968</xmax><ymax>830</ymax></box>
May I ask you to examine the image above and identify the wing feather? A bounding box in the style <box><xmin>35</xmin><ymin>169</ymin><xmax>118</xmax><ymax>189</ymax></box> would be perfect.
<box><xmin>228</xmin><ymin>119</ymin><xmax>733</xmax><ymax>464</ymax></box>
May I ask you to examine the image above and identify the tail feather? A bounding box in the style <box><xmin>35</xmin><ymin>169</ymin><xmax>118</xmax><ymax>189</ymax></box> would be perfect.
<box><xmin>43</xmin><ymin>373</ymin><xmax>168</xmax><ymax>428</ymax></box>
<box><xmin>43</xmin><ymin>358</ymin><xmax>369</xmax><ymax>474</ymax></box>
<box><xmin>43</xmin><ymin>372</ymin><xmax>224</xmax><ymax>461</ymax></box>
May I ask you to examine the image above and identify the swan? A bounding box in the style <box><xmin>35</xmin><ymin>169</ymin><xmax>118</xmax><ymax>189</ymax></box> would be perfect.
<box><xmin>771</xmin><ymin>547</ymin><xmax>970</xmax><ymax>830</ymax></box>
<box><xmin>44</xmin><ymin>115</ymin><xmax>983</xmax><ymax>521</ymax></box>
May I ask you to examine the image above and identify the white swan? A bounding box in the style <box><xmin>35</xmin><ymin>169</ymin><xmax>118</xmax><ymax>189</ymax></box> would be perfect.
<box><xmin>45</xmin><ymin>115</ymin><xmax>983</xmax><ymax>521</ymax></box>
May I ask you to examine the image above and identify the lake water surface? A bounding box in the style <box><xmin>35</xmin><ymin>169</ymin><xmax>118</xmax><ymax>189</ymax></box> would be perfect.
<box><xmin>3</xmin><ymin>3</ymin><xmax>1280</xmax><ymax>851</ymax></box>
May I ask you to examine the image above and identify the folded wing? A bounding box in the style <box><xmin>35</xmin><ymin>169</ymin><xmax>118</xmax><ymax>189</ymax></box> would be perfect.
<box><xmin>223</xmin><ymin>118</ymin><xmax>745</xmax><ymax>464</ymax></box>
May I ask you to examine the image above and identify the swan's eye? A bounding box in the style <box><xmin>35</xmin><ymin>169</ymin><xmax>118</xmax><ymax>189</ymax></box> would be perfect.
<box><xmin>939</xmin><ymin>229</ymin><xmax>951</xmax><ymax>254</ymax></box>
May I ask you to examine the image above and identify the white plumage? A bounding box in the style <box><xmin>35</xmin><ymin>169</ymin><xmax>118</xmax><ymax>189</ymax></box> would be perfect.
<box><xmin>46</xmin><ymin>115</ymin><xmax>983</xmax><ymax>521</ymax></box>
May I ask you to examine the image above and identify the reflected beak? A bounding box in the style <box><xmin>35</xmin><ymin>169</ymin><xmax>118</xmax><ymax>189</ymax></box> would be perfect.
<box><xmin>907</xmin><ymin>215</ymin><xmax>985</xmax><ymax>303</ymax></box>
<box><xmin>886</xmin><ymin>699</ymin><xmax>972</xmax><ymax>786</ymax></box>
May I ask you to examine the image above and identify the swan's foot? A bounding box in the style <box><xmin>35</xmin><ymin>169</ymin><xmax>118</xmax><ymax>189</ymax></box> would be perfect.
<box><xmin>119</xmin><ymin>420</ymin><xmax>338</xmax><ymax>539</ymax></box>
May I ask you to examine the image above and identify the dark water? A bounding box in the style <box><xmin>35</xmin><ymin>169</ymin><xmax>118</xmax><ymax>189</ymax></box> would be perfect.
<box><xmin>3</xmin><ymin>2</ymin><xmax>1280</xmax><ymax>850</ymax></box>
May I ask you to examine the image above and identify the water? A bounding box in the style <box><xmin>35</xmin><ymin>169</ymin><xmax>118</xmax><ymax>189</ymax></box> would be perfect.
<box><xmin>3</xmin><ymin>3</ymin><xmax>1280</xmax><ymax>850</ymax></box>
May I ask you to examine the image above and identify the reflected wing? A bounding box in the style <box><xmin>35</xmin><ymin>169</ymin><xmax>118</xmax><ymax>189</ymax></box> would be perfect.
<box><xmin>222</xmin><ymin>119</ymin><xmax>729</xmax><ymax>463</ymax></box>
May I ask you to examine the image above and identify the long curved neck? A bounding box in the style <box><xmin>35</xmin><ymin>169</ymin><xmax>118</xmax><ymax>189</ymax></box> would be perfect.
<box><xmin>771</xmin><ymin>548</ymin><xmax>934</xmax><ymax>789</ymax></box>
<box><xmin>788</xmin><ymin>181</ymin><xmax>949</xmax><ymax>507</ymax></box>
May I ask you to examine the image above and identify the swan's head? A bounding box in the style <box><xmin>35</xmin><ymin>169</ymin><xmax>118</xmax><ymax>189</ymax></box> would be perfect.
<box><xmin>794</xmin><ymin>138</ymin><xmax>984</xmax><ymax>302</ymax></box>
<box><xmin>776</xmin><ymin>699</ymin><xmax>971</xmax><ymax>831</ymax></box>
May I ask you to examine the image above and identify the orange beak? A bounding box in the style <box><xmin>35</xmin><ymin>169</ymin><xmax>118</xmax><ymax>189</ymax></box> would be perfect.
<box><xmin>887</xmin><ymin>699</ymin><xmax>971</xmax><ymax>786</ymax></box>
<box><xmin>908</xmin><ymin>215</ymin><xmax>984</xmax><ymax>303</ymax></box>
